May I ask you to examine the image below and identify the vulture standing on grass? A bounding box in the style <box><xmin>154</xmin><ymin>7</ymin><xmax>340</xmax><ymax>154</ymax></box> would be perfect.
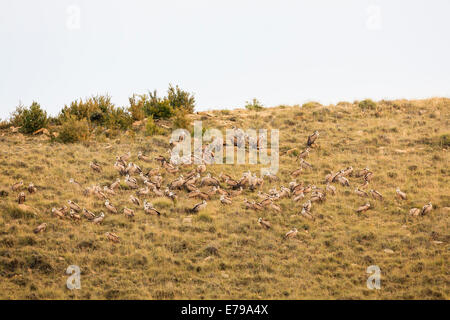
<box><xmin>52</xmin><ymin>207</ymin><xmax>65</xmax><ymax>219</ymax></box>
<box><xmin>409</xmin><ymin>208</ymin><xmax>420</xmax><ymax>216</ymax></box>
<box><xmin>420</xmin><ymin>202</ymin><xmax>432</xmax><ymax>216</ymax></box>
<box><xmin>125</xmin><ymin>175</ymin><xmax>139</xmax><ymax>189</ymax></box>
<box><xmin>90</xmin><ymin>162</ymin><xmax>102</xmax><ymax>173</ymax></box>
<box><xmin>129</xmin><ymin>195</ymin><xmax>141</xmax><ymax>206</ymax></box>
<box><xmin>307</xmin><ymin>131</ymin><xmax>319</xmax><ymax>147</ymax></box>
<box><xmin>370</xmin><ymin>189</ymin><xmax>383</xmax><ymax>201</ymax></box>
<box><xmin>33</xmin><ymin>223</ymin><xmax>47</xmax><ymax>234</ymax></box>
<box><xmin>356</xmin><ymin>203</ymin><xmax>371</xmax><ymax>213</ymax></box>
<box><xmin>164</xmin><ymin>188</ymin><xmax>177</xmax><ymax>201</ymax></box>
<box><xmin>11</xmin><ymin>181</ymin><xmax>23</xmax><ymax>191</ymax></box>
<box><xmin>82</xmin><ymin>208</ymin><xmax>96</xmax><ymax>220</ymax></box>
<box><xmin>144</xmin><ymin>201</ymin><xmax>161</xmax><ymax>216</ymax></box>
<box><xmin>298</xmin><ymin>148</ymin><xmax>310</xmax><ymax>159</ymax></box>
<box><xmin>106</xmin><ymin>232</ymin><xmax>120</xmax><ymax>243</ymax></box>
<box><xmin>68</xmin><ymin>200</ymin><xmax>81</xmax><ymax>213</ymax></box>
<box><xmin>284</xmin><ymin>228</ymin><xmax>298</xmax><ymax>240</ymax></box>
<box><xmin>105</xmin><ymin>200</ymin><xmax>118</xmax><ymax>214</ymax></box>
<box><xmin>190</xmin><ymin>200</ymin><xmax>207</xmax><ymax>213</ymax></box>
<box><xmin>137</xmin><ymin>151</ymin><xmax>152</xmax><ymax>162</ymax></box>
<box><xmin>355</xmin><ymin>188</ymin><xmax>368</xmax><ymax>197</ymax></box>
<box><xmin>258</xmin><ymin>217</ymin><xmax>271</xmax><ymax>229</ymax></box>
<box><xmin>396</xmin><ymin>188</ymin><xmax>407</xmax><ymax>200</ymax></box>
<box><xmin>92</xmin><ymin>212</ymin><xmax>105</xmax><ymax>224</ymax></box>
<box><xmin>17</xmin><ymin>192</ymin><xmax>26</xmax><ymax>204</ymax></box>
<box><xmin>28</xmin><ymin>183</ymin><xmax>37</xmax><ymax>194</ymax></box>
<box><xmin>123</xmin><ymin>207</ymin><xmax>135</xmax><ymax>219</ymax></box>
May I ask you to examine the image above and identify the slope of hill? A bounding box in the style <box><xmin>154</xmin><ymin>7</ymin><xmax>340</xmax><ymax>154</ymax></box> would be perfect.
<box><xmin>0</xmin><ymin>98</ymin><xmax>448</xmax><ymax>299</ymax></box>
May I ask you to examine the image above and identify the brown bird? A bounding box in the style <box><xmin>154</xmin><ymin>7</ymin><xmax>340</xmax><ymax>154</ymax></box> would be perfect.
<box><xmin>200</xmin><ymin>173</ymin><xmax>220</xmax><ymax>187</ymax></box>
<box><xmin>290</xmin><ymin>168</ymin><xmax>303</xmax><ymax>177</ymax></box>
<box><xmin>125</xmin><ymin>175</ymin><xmax>139</xmax><ymax>189</ymax></box>
<box><xmin>293</xmin><ymin>192</ymin><xmax>305</xmax><ymax>202</ymax></box>
<box><xmin>92</xmin><ymin>212</ymin><xmax>105</xmax><ymax>224</ymax></box>
<box><xmin>105</xmin><ymin>200</ymin><xmax>118</xmax><ymax>214</ymax></box>
<box><xmin>230</xmin><ymin>186</ymin><xmax>244</xmax><ymax>197</ymax></box>
<box><xmin>105</xmin><ymin>232</ymin><xmax>120</xmax><ymax>243</ymax></box>
<box><xmin>110</xmin><ymin>178</ymin><xmax>121</xmax><ymax>190</ymax></box>
<box><xmin>69</xmin><ymin>178</ymin><xmax>83</xmax><ymax>188</ymax></box>
<box><xmin>197</xmin><ymin>164</ymin><xmax>206</xmax><ymax>174</ymax></box>
<box><xmin>307</xmin><ymin>131</ymin><xmax>319</xmax><ymax>147</ymax></box>
<box><xmin>33</xmin><ymin>223</ymin><xmax>47</xmax><ymax>234</ymax></box>
<box><xmin>164</xmin><ymin>188</ymin><xmax>177</xmax><ymax>201</ymax></box>
<box><xmin>188</xmin><ymin>190</ymin><xmax>209</xmax><ymax>200</ymax></box>
<box><xmin>67</xmin><ymin>200</ymin><xmax>82</xmax><ymax>213</ymax></box>
<box><xmin>298</xmin><ymin>147</ymin><xmax>310</xmax><ymax>159</ymax></box>
<box><xmin>68</xmin><ymin>210</ymin><xmax>82</xmax><ymax>221</ymax></box>
<box><xmin>220</xmin><ymin>195</ymin><xmax>232</xmax><ymax>205</ymax></box>
<box><xmin>152</xmin><ymin>186</ymin><xmax>164</xmax><ymax>197</ymax></box>
<box><xmin>190</xmin><ymin>200</ymin><xmax>207</xmax><ymax>213</ymax></box>
<box><xmin>219</xmin><ymin>172</ymin><xmax>233</xmax><ymax>182</ymax></box>
<box><xmin>409</xmin><ymin>208</ymin><xmax>420</xmax><ymax>216</ymax></box>
<box><xmin>284</xmin><ymin>228</ymin><xmax>298</xmax><ymax>240</ymax></box>
<box><xmin>270</xmin><ymin>202</ymin><xmax>281</xmax><ymax>212</ymax></box>
<box><xmin>144</xmin><ymin>200</ymin><xmax>161</xmax><ymax>216</ymax></box>
<box><xmin>337</xmin><ymin>176</ymin><xmax>350</xmax><ymax>187</ymax></box>
<box><xmin>363</xmin><ymin>171</ymin><xmax>373</xmax><ymax>182</ymax></box>
<box><xmin>420</xmin><ymin>202</ymin><xmax>432</xmax><ymax>216</ymax></box>
<box><xmin>300</xmin><ymin>208</ymin><xmax>315</xmax><ymax>220</ymax></box>
<box><xmin>82</xmin><ymin>208</ymin><xmax>96</xmax><ymax>220</ymax></box>
<box><xmin>17</xmin><ymin>192</ymin><xmax>26</xmax><ymax>204</ymax></box>
<box><xmin>370</xmin><ymin>189</ymin><xmax>383</xmax><ymax>201</ymax></box>
<box><xmin>137</xmin><ymin>151</ymin><xmax>152</xmax><ymax>162</ymax></box>
<box><xmin>11</xmin><ymin>181</ymin><xmax>23</xmax><ymax>191</ymax></box>
<box><xmin>103</xmin><ymin>186</ymin><xmax>116</xmax><ymax>196</ymax></box>
<box><xmin>356</xmin><ymin>203</ymin><xmax>371</xmax><ymax>213</ymax></box>
<box><xmin>52</xmin><ymin>207</ymin><xmax>65</xmax><ymax>219</ymax></box>
<box><xmin>326</xmin><ymin>184</ymin><xmax>336</xmax><ymax>196</ymax></box>
<box><xmin>299</xmin><ymin>159</ymin><xmax>313</xmax><ymax>170</ymax></box>
<box><xmin>396</xmin><ymin>187</ymin><xmax>407</xmax><ymax>200</ymax></box>
<box><xmin>123</xmin><ymin>207</ymin><xmax>135</xmax><ymax>219</ymax></box>
<box><xmin>119</xmin><ymin>151</ymin><xmax>131</xmax><ymax>162</ymax></box>
<box><xmin>169</xmin><ymin>175</ymin><xmax>186</xmax><ymax>189</ymax></box>
<box><xmin>257</xmin><ymin>217</ymin><xmax>271</xmax><ymax>229</ymax></box>
<box><xmin>90</xmin><ymin>162</ymin><xmax>102</xmax><ymax>173</ymax></box>
<box><xmin>129</xmin><ymin>195</ymin><xmax>141</xmax><ymax>206</ymax></box>
<box><xmin>136</xmin><ymin>187</ymin><xmax>150</xmax><ymax>197</ymax></box>
<box><xmin>28</xmin><ymin>183</ymin><xmax>37</xmax><ymax>194</ymax></box>
<box><xmin>355</xmin><ymin>188</ymin><xmax>368</xmax><ymax>197</ymax></box>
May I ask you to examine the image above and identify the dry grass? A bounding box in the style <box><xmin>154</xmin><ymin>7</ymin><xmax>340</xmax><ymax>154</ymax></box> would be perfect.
<box><xmin>0</xmin><ymin>98</ymin><xmax>449</xmax><ymax>300</ymax></box>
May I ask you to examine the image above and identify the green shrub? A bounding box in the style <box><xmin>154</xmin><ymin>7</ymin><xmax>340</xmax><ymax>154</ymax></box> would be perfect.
<box><xmin>172</xmin><ymin>108</ymin><xmax>190</xmax><ymax>129</ymax></box>
<box><xmin>167</xmin><ymin>84</ymin><xmax>196</xmax><ymax>113</ymax></box>
<box><xmin>145</xmin><ymin>117</ymin><xmax>164</xmax><ymax>136</ymax></box>
<box><xmin>245</xmin><ymin>98</ymin><xmax>264</xmax><ymax>111</ymax></box>
<box><xmin>59</xmin><ymin>95</ymin><xmax>132</xmax><ymax>130</ymax></box>
<box><xmin>57</xmin><ymin>117</ymin><xmax>90</xmax><ymax>143</ymax></box>
<box><xmin>144</xmin><ymin>91</ymin><xmax>174</xmax><ymax>119</ymax></box>
<box><xmin>107</xmin><ymin>107</ymin><xmax>133</xmax><ymax>130</ymax></box>
<box><xmin>128</xmin><ymin>94</ymin><xmax>146</xmax><ymax>121</ymax></box>
<box><xmin>301</xmin><ymin>101</ymin><xmax>322</xmax><ymax>109</ymax></box>
<box><xmin>359</xmin><ymin>99</ymin><xmax>377</xmax><ymax>111</ymax></box>
<box><xmin>10</xmin><ymin>102</ymin><xmax>48</xmax><ymax>134</ymax></box>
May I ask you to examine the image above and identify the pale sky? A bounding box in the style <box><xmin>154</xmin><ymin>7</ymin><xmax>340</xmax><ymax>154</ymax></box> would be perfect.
<box><xmin>1</xmin><ymin>0</ymin><xmax>449</xmax><ymax>118</ymax></box>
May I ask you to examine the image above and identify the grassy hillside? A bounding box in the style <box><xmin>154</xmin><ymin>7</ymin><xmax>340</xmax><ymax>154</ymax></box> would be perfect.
<box><xmin>0</xmin><ymin>98</ymin><xmax>448</xmax><ymax>300</ymax></box>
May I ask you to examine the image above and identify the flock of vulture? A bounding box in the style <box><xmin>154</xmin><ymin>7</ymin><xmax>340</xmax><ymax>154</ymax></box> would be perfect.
<box><xmin>11</xmin><ymin>129</ymin><xmax>433</xmax><ymax>241</ymax></box>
